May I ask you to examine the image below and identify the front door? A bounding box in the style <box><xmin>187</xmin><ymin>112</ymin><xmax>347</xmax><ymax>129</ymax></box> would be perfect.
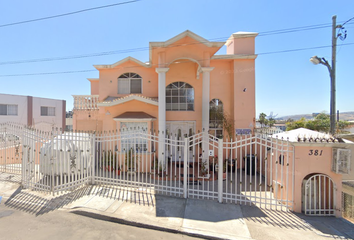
<box><xmin>166</xmin><ymin>121</ymin><xmax>195</xmax><ymax>163</ymax></box>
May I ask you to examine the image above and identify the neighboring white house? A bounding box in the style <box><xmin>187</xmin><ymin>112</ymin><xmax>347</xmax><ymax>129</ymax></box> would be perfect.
<box><xmin>0</xmin><ymin>93</ymin><xmax>66</xmax><ymax>131</ymax></box>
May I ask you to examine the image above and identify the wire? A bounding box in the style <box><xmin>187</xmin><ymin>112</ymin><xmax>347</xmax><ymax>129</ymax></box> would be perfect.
<box><xmin>0</xmin><ymin>0</ymin><xmax>141</xmax><ymax>28</ymax></box>
<box><xmin>0</xmin><ymin>69</ymin><xmax>96</xmax><ymax>77</ymax></box>
<box><xmin>342</xmin><ymin>16</ymin><xmax>354</xmax><ymax>26</ymax></box>
<box><xmin>257</xmin><ymin>43</ymin><xmax>354</xmax><ymax>55</ymax></box>
<box><xmin>1</xmin><ymin>20</ymin><xmax>353</xmax><ymax>66</ymax></box>
<box><xmin>1</xmin><ymin>42</ymin><xmax>353</xmax><ymax>78</ymax></box>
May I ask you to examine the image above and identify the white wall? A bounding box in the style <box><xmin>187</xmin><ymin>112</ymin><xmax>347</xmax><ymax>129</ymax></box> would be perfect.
<box><xmin>32</xmin><ymin>97</ymin><xmax>64</xmax><ymax>130</ymax></box>
<box><xmin>0</xmin><ymin>94</ymin><xmax>28</xmax><ymax>125</ymax></box>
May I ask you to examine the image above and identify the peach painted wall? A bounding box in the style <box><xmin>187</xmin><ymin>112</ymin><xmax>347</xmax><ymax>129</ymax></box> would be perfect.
<box><xmin>102</xmin><ymin>100</ymin><xmax>158</xmax><ymax>132</ymax></box>
<box><xmin>151</xmin><ymin>36</ymin><xmax>220</xmax><ymax>67</ymax></box>
<box><xmin>165</xmin><ymin>61</ymin><xmax>203</xmax><ymax>132</ymax></box>
<box><xmin>97</xmin><ymin>62</ymin><xmax>157</xmax><ymax>102</ymax></box>
<box><xmin>73</xmin><ymin>110</ymin><xmax>102</xmax><ymax>132</ymax></box>
<box><xmin>292</xmin><ymin>145</ymin><xmax>342</xmax><ymax>217</ymax></box>
<box><xmin>75</xmin><ymin>33</ymin><xmax>257</xmax><ymax>136</ymax></box>
<box><xmin>90</xmin><ymin>80</ymin><xmax>99</xmax><ymax>95</ymax></box>
<box><xmin>233</xmin><ymin>60</ymin><xmax>256</xmax><ymax>130</ymax></box>
<box><xmin>227</xmin><ymin>37</ymin><xmax>256</xmax><ymax>55</ymax></box>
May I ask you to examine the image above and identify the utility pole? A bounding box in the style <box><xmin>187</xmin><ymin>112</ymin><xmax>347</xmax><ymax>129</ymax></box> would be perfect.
<box><xmin>330</xmin><ymin>15</ymin><xmax>337</xmax><ymax>136</ymax></box>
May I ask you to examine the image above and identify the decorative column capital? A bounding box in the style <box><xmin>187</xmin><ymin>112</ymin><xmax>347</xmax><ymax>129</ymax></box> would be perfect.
<box><xmin>155</xmin><ymin>68</ymin><xmax>169</xmax><ymax>74</ymax></box>
<box><xmin>200</xmin><ymin>67</ymin><xmax>214</xmax><ymax>73</ymax></box>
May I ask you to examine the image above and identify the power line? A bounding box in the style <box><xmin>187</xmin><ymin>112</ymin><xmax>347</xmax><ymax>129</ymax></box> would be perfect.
<box><xmin>257</xmin><ymin>42</ymin><xmax>354</xmax><ymax>55</ymax></box>
<box><xmin>0</xmin><ymin>0</ymin><xmax>140</xmax><ymax>28</ymax></box>
<box><xmin>0</xmin><ymin>19</ymin><xmax>352</xmax><ymax>66</ymax></box>
<box><xmin>1</xmin><ymin>42</ymin><xmax>353</xmax><ymax>78</ymax></box>
<box><xmin>0</xmin><ymin>23</ymin><xmax>352</xmax><ymax>66</ymax></box>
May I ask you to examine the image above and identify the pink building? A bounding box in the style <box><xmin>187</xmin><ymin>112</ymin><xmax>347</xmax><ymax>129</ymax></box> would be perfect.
<box><xmin>71</xmin><ymin>31</ymin><xmax>353</xmax><ymax>217</ymax></box>
<box><xmin>73</xmin><ymin>30</ymin><xmax>257</xmax><ymax>161</ymax></box>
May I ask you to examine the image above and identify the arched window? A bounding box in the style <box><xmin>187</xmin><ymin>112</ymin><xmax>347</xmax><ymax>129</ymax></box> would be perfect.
<box><xmin>118</xmin><ymin>73</ymin><xmax>142</xmax><ymax>94</ymax></box>
<box><xmin>166</xmin><ymin>82</ymin><xmax>194</xmax><ymax>111</ymax></box>
<box><xmin>209</xmin><ymin>99</ymin><xmax>223</xmax><ymax>139</ymax></box>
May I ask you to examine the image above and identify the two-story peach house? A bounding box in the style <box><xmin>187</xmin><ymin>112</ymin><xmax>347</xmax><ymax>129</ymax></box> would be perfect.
<box><xmin>73</xmin><ymin>30</ymin><xmax>257</xmax><ymax>161</ymax></box>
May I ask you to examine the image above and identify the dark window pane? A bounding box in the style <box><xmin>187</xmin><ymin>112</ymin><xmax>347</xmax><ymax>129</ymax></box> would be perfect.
<box><xmin>0</xmin><ymin>105</ymin><xmax>7</xmax><ymax>115</ymax></box>
<box><xmin>166</xmin><ymin>97</ymin><xmax>171</xmax><ymax>103</ymax></box>
<box><xmin>172</xmin><ymin>97</ymin><xmax>178</xmax><ymax>103</ymax></box>
<box><xmin>171</xmin><ymin>89</ymin><xmax>178</xmax><ymax>96</ymax></box>
<box><xmin>41</xmin><ymin>106</ymin><xmax>48</xmax><ymax>116</ymax></box>
<box><xmin>130</xmin><ymin>79</ymin><xmax>142</xmax><ymax>93</ymax></box>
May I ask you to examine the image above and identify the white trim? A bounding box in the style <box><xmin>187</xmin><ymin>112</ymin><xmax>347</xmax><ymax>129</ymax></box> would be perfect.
<box><xmin>211</xmin><ymin>54</ymin><xmax>258</xmax><ymax>60</ymax></box>
<box><xmin>149</xmin><ymin>30</ymin><xmax>225</xmax><ymax>64</ymax></box>
<box><xmin>97</xmin><ymin>95</ymin><xmax>158</xmax><ymax>107</ymax></box>
<box><xmin>200</xmin><ymin>67</ymin><xmax>214</xmax><ymax>72</ymax></box>
<box><xmin>150</xmin><ymin>30</ymin><xmax>225</xmax><ymax>48</ymax></box>
<box><xmin>72</xmin><ymin>94</ymin><xmax>99</xmax><ymax>97</ymax></box>
<box><xmin>114</xmin><ymin>118</ymin><xmax>156</xmax><ymax>122</ymax></box>
<box><xmin>227</xmin><ymin>32</ymin><xmax>259</xmax><ymax>39</ymax></box>
<box><xmin>93</xmin><ymin>56</ymin><xmax>150</xmax><ymax>69</ymax></box>
<box><xmin>87</xmin><ymin>78</ymin><xmax>99</xmax><ymax>82</ymax></box>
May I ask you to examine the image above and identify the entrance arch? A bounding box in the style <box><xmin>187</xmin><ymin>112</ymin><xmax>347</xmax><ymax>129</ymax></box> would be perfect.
<box><xmin>302</xmin><ymin>173</ymin><xmax>336</xmax><ymax>216</ymax></box>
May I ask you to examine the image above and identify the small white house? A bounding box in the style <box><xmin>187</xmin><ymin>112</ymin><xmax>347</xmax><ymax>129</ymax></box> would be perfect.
<box><xmin>0</xmin><ymin>93</ymin><xmax>66</xmax><ymax>130</ymax></box>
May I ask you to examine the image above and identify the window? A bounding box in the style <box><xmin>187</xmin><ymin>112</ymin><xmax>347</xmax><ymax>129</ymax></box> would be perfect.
<box><xmin>41</xmin><ymin>106</ymin><xmax>55</xmax><ymax>116</ymax></box>
<box><xmin>0</xmin><ymin>104</ymin><xmax>18</xmax><ymax>116</ymax></box>
<box><xmin>120</xmin><ymin>122</ymin><xmax>148</xmax><ymax>152</ymax></box>
<box><xmin>209</xmin><ymin>99</ymin><xmax>223</xmax><ymax>139</ymax></box>
<box><xmin>166</xmin><ymin>82</ymin><xmax>194</xmax><ymax>111</ymax></box>
<box><xmin>118</xmin><ymin>73</ymin><xmax>142</xmax><ymax>94</ymax></box>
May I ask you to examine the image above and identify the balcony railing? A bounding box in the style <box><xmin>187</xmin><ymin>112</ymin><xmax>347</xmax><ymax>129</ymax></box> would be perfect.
<box><xmin>73</xmin><ymin>95</ymin><xmax>99</xmax><ymax>110</ymax></box>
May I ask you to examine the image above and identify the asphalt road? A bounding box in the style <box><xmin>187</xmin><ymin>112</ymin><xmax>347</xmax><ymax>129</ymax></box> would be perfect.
<box><xmin>0</xmin><ymin>203</ymin><xmax>201</xmax><ymax>240</ymax></box>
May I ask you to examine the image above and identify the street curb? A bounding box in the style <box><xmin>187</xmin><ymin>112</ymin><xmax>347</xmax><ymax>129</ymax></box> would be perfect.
<box><xmin>70</xmin><ymin>208</ymin><xmax>243</xmax><ymax>240</ymax></box>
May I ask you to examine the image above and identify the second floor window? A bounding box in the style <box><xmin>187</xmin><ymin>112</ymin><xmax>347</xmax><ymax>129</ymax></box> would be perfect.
<box><xmin>41</xmin><ymin>106</ymin><xmax>55</xmax><ymax>116</ymax></box>
<box><xmin>166</xmin><ymin>82</ymin><xmax>194</xmax><ymax>111</ymax></box>
<box><xmin>118</xmin><ymin>73</ymin><xmax>142</xmax><ymax>94</ymax></box>
<box><xmin>0</xmin><ymin>104</ymin><xmax>18</xmax><ymax>116</ymax></box>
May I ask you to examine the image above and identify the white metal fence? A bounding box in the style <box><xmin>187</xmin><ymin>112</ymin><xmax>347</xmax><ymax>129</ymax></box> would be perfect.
<box><xmin>0</xmin><ymin>123</ymin><xmax>295</xmax><ymax>211</ymax></box>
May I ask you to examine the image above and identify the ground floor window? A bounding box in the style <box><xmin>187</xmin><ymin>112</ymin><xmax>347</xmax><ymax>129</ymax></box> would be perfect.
<box><xmin>0</xmin><ymin>104</ymin><xmax>18</xmax><ymax>116</ymax></box>
<box><xmin>120</xmin><ymin>122</ymin><xmax>148</xmax><ymax>152</ymax></box>
<box><xmin>209</xmin><ymin>99</ymin><xmax>223</xmax><ymax>139</ymax></box>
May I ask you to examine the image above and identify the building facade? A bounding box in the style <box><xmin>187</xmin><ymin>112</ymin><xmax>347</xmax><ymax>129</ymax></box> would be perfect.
<box><xmin>0</xmin><ymin>93</ymin><xmax>66</xmax><ymax>131</ymax></box>
<box><xmin>73</xmin><ymin>30</ymin><xmax>257</xmax><ymax>136</ymax></box>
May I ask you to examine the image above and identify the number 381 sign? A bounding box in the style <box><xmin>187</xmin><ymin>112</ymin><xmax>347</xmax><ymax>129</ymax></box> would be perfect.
<box><xmin>309</xmin><ymin>150</ymin><xmax>323</xmax><ymax>156</ymax></box>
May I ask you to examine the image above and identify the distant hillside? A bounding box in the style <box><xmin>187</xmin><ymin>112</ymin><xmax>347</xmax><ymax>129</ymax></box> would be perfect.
<box><xmin>277</xmin><ymin>111</ymin><xmax>354</xmax><ymax>121</ymax></box>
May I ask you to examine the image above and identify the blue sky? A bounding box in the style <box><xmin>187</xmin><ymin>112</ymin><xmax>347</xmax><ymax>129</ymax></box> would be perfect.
<box><xmin>0</xmin><ymin>0</ymin><xmax>353</xmax><ymax>118</ymax></box>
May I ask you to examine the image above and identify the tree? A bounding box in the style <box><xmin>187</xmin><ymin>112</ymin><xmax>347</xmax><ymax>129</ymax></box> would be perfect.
<box><xmin>286</xmin><ymin>113</ymin><xmax>350</xmax><ymax>134</ymax></box>
<box><xmin>286</xmin><ymin>117</ymin><xmax>306</xmax><ymax>131</ymax></box>
<box><xmin>221</xmin><ymin>111</ymin><xmax>234</xmax><ymax>141</ymax></box>
<box><xmin>268</xmin><ymin>117</ymin><xmax>276</xmax><ymax>128</ymax></box>
<box><xmin>259</xmin><ymin>113</ymin><xmax>267</xmax><ymax>128</ymax></box>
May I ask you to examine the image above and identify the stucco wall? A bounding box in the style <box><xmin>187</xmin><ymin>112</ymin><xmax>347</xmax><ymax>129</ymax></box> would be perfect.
<box><xmin>292</xmin><ymin>145</ymin><xmax>342</xmax><ymax>217</ymax></box>
<box><xmin>0</xmin><ymin>94</ymin><xmax>28</xmax><ymax>125</ymax></box>
<box><xmin>32</xmin><ymin>97</ymin><xmax>65</xmax><ymax>130</ymax></box>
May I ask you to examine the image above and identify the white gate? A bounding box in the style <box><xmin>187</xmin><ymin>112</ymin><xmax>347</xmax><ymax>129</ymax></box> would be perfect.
<box><xmin>0</xmin><ymin>123</ymin><xmax>295</xmax><ymax>211</ymax></box>
<box><xmin>22</xmin><ymin>127</ymin><xmax>93</xmax><ymax>194</ymax></box>
<box><xmin>185</xmin><ymin>133</ymin><xmax>294</xmax><ymax>210</ymax></box>
<box><xmin>93</xmin><ymin>130</ymin><xmax>186</xmax><ymax>198</ymax></box>
<box><xmin>303</xmin><ymin>174</ymin><xmax>336</xmax><ymax>216</ymax></box>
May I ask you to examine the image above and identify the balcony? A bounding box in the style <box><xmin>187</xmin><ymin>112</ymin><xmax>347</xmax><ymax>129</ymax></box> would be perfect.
<box><xmin>73</xmin><ymin>95</ymin><xmax>99</xmax><ymax>110</ymax></box>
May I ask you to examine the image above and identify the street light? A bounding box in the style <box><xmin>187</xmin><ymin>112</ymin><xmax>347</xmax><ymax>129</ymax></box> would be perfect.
<box><xmin>310</xmin><ymin>15</ymin><xmax>351</xmax><ymax>135</ymax></box>
<box><xmin>310</xmin><ymin>15</ymin><xmax>340</xmax><ymax>136</ymax></box>
<box><xmin>310</xmin><ymin>55</ymin><xmax>335</xmax><ymax>135</ymax></box>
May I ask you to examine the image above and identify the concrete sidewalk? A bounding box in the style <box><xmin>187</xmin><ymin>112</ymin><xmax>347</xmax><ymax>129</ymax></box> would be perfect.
<box><xmin>1</xmin><ymin>181</ymin><xmax>354</xmax><ymax>240</ymax></box>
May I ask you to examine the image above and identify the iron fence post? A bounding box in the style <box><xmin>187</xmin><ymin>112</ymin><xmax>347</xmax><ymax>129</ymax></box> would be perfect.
<box><xmin>91</xmin><ymin>132</ymin><xmax>95</xmax><ymax>185</ymax></box>
<box><xmin>218</xmin><ymin>138</ymin><xmax>223</xmax><ymax>203</ymax></box>
<box><xmin>183</xmin><ymin>138</ymin><xmax>188</xmax><ymax>198</ymax></box>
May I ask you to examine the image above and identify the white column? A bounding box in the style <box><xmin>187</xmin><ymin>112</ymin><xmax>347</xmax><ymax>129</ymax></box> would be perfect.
<box><xmin>201</xmin><ymin>67</ymin><xmax>214</xmax><ymax>160</ymax></box>
<box><xmin>156</xmin><ymin>68</ymin><xmax>169</xmax><ymax>164</ymax></box>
